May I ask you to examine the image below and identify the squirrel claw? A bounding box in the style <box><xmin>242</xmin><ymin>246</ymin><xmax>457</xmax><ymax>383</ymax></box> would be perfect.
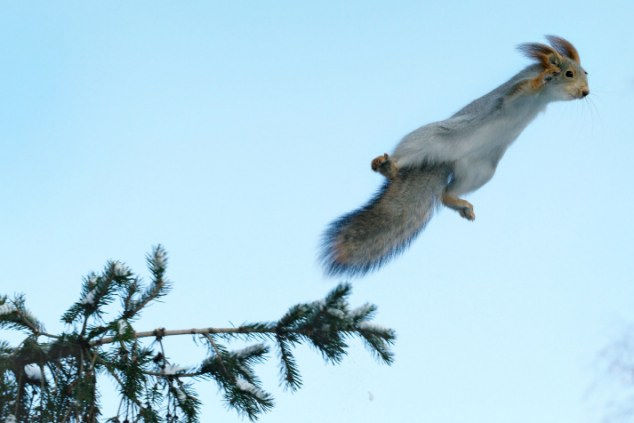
<box><xmin>371</xmin><ymin>153</ymin><xmax>398</xmax><ymax>180</ymax></box>
<box><xmin>459</xmin><ymin>206</ymin><xmax>476</xmax><ymax>221</ymax></box>
<box><xmin>442</xmin><ymin>194</ymin><xmax>476</xmax><ymax>221</ymax></box>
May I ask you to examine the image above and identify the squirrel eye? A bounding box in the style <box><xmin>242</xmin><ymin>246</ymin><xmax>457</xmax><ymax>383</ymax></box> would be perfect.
<box><xmin>565</xmin><ymin>70</ymin><xmax>574</xmax><ymax>78</ymax></box>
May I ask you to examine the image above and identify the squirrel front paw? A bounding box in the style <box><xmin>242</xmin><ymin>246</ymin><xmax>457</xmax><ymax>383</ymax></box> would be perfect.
<box><xmin>459</xmin><ymin>205</ymin><xmax>476</xmax><ymax>221</ymax></box>
<box><xmin>442</xmin><ymin>194</ymin><xmax>476</xmax><ymax>221</ymax></box>
<box><xmin>371</xmin><ymin>153</ymin><xmax>399</xmax><ymax>180</ymax></box>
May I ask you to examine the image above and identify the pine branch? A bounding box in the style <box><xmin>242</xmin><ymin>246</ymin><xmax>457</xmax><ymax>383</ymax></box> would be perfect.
<box><xmin>122</xmin><ymin>246</ymin><xmax>170</xmax><ymax>320</ymax></box>
<box><xmin>0</xmin><ymin>247</ymin><xmax>396</xmax><ymax>422</ymax></box>
<box><xmin>0</xmin><ymin>295</ymin><xmax>44</xmax><ymax>336</ymax></box>
<box><xmin>92</xmin><ymin>326</ymin><xmax>273</xmax><ymax>346</ymax></box>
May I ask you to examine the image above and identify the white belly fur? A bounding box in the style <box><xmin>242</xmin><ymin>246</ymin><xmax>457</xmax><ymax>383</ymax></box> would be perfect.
<box><xmin>447</xmin><ymin>109</ymin><xmax>539</xmax><ymax>195</ymax></box>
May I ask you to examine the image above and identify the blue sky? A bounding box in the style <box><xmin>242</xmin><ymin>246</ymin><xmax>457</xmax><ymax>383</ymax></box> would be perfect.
<box><xmin>2</xmin><ymin>1</ymin><xmax>634</xmax><ymax>421</ymax></box>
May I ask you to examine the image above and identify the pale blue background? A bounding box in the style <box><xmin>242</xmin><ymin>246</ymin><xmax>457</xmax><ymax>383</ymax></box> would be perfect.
<box><xmin>2</xmin><ymin>1</ymin><xmax>634</xmax><ymax>422</ymax></box>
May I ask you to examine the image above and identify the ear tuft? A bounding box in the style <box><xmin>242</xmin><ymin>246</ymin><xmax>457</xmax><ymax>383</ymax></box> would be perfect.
<box><xmin>545</xmin><ymin>35</ymin><xmax>580</xmax><ymax>63</ymax></box>
<box><xmin>517</xmin><ymin>42</ymin><xmax>562</xmax><ymax>68</ymax></box>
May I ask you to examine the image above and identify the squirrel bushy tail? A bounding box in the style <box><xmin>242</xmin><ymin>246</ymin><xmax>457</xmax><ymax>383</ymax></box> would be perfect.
<box><xmin>321</xmin><ymin>164</ymin><xmax>451</xmax><ymax>277</ymax></box>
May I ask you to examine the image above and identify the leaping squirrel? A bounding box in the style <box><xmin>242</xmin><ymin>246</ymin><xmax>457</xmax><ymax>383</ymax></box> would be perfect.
<box><xmin>321</xmin><ymin>35</ymin><xmax>589</xmax><ymax>277</ymax></box>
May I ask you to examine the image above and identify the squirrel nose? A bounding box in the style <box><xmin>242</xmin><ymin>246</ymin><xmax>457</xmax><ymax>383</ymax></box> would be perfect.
<box><xmin>581</xmin><ymin>89</ymin><xmax>589</xmax><ymax>97</ymax></box>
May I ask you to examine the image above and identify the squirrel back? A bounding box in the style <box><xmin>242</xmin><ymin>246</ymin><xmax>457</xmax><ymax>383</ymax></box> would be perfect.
<box><xmin>320</xmin><ymin>164</ymin><xmax>451</xmax><ymax>277</ymax></box>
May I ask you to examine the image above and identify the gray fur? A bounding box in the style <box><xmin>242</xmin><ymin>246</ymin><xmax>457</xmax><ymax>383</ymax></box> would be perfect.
<box><xmin>321</xmin><ymin>165</ymin><xmax>451</xmax><ymax>277</ymax></box>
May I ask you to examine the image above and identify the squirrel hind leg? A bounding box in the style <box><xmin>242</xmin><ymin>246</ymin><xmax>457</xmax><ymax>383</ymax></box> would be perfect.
<box><xmin>442</xmin><ymin>193</ymin><xmax>475</xmax><ymax>221</ymax></box>
<box><xmin>371</xmin><ymin>153</ymin><xmax>399</xmax><ymax>180</ymax></box>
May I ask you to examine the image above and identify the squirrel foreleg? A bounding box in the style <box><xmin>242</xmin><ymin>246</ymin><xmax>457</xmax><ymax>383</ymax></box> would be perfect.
<box><xmin>442</xmin><ymin>193</ymin><xmax>475</xmax><ymax>221</ymax></box>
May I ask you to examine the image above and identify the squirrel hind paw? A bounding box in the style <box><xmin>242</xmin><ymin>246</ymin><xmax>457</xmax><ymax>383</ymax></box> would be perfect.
<box><xmin>371</xmin><ymin>153</ymin><xmax>398</xmax><ymax>179</ymax></box>
<box><xmin>370</xmin><ymin>153</ymin><xmax>388</xmax><ymax>171</ymax></box>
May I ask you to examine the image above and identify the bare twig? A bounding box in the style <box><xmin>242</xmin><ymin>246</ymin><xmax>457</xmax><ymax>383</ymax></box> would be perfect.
<box><xmin>204</xmin><ymin>334</ymin><xmax>230</xmax><ymax>378</ymax></box>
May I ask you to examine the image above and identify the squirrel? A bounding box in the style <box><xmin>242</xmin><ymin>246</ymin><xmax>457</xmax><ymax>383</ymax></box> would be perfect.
<box><xmin>321</xmin><ymin>35</ymin><xmax>589</xmax><ymax>277</ymax></box>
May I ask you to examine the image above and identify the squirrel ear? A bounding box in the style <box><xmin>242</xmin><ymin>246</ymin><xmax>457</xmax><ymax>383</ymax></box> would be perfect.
<box><xmin>517</xmin><ymin>42</ymin><xmax>563</xmax><ymax>69</ymax></box>
<box><xmin>545</xmin><ymin>35</ymin><xmax>580</xmax><ymax>64</ymax></box>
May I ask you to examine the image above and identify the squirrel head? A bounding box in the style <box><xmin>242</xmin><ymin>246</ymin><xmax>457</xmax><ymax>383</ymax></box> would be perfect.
<box><xmin>518</xmin><ymin>35</ymin><xmax>589</xmax><ymax>101</ymax></box>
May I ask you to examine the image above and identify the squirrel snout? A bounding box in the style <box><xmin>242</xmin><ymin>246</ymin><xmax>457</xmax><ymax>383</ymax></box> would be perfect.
<box><xmin>581</xmin><ymin>89</ymin><xmax>589</xmax><ymax>97</ymax></box>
